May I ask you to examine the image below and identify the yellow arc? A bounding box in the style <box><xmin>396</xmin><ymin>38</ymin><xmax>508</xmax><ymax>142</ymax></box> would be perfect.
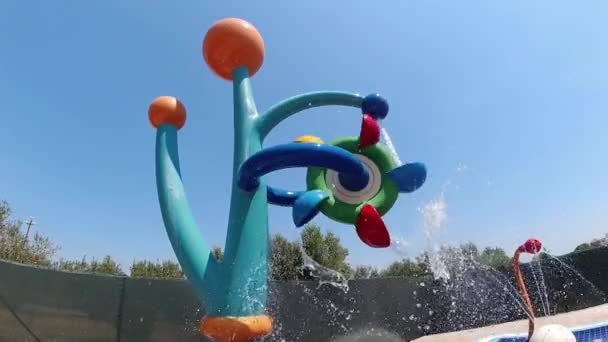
<box><xmin>294</xmin><ymin>135</ymin><xmax>324</xmax><ymax>144</ymax></box>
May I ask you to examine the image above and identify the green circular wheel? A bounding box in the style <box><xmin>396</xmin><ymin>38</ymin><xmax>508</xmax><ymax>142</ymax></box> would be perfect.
<box><xmin>306</xmin><ymin>136</ymin><xmax>399</xmax><ymax>224</ymax></box>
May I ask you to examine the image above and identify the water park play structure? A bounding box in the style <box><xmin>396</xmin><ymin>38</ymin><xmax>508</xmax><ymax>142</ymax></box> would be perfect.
<box><xmin>144</xmin><ymin>17</ymin><xmax>608</xmax><ymax>342</ymax></box>
<box><xmin>148</xmin><ymin>17</ymin><xmax>427</xmax><ymax>341</ymax></box>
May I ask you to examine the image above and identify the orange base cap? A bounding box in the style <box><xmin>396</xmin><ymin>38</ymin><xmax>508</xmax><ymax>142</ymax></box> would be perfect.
<box><xmin>200</xmin><ymin>315</ymin><xmax>272</xmax><ymax>342</ymax></box>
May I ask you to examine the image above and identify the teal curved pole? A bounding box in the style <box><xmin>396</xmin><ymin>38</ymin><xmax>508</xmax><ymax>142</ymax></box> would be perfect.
<box><xmin>219</xmin><ymin>66</ymin><xmax>268</xmax><ymax>316</ymax></box>
<box><xmin>154</xmin><ymin>67</ymin><xmax>269</xmax><ymax>317</ymax></box>
<box><xmin>155</xmin><ymin>123</ymin><xmax>223</xmax><ymax>311</ymax></box>
<box><xmin>256</xmin><ymin>91</ymin><xmax>363</xmax><ymax>140</ymax></box>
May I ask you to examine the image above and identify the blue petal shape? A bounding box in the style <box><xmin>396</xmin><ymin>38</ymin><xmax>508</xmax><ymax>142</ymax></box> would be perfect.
<box><xmin>387</xmin><ymin>162</ymin><xmax>427</xmax><ymax>193</ymax></box>
<box><xmin>292</xmin><ymin>190</ymin><xmax>330</xmax><ymax>227</ymax></box>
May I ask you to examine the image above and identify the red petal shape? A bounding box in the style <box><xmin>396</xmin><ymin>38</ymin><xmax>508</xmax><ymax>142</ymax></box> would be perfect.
<box><xmin>355</xmin><ymin>204</ymin><xmax>391</xmax><ymax>248</ymax></box>
<box><xmin>359</xmin><ymin>114</ymin><xmax>380</xmax><ymax>149</ymax></box>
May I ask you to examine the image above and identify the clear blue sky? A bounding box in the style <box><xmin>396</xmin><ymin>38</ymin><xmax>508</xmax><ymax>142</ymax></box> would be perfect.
<box><xmin>0</xmin><ymin>0</ymin><xmax>606</xmax><ymax>270</ymax></box>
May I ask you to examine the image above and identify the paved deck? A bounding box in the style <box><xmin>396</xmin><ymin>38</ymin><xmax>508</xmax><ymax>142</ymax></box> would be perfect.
<box><xmin>412</xmin><ymin>304</ymin><xmax>608</xmax><ymax>342</ymax></box>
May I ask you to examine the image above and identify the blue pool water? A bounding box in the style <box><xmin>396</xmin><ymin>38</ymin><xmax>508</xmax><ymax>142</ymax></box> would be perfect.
<box><xmin>478</xmin><ymin>322</ymin><xmax>608</xmax><ymax>342</ymax></box>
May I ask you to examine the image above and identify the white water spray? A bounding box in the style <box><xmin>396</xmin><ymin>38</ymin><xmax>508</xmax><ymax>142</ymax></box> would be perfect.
<box><xmin>381</xmin><ymin>124</ymin><xmax>411</xmax><ymax>257</ymax></box>
<box><xmin>419</xmin><ymin>193</ymin><xmax>450</xmax><ymax>280</ymax></box>
<box><xmin>531</xmin><ymin>255</ymin><xmax>551</xmax><ymax>316</ymax></box>
<box><xmin>380</xmin><ymin>126</ymin><xmax>403</xmax><ymax>166</ymax></box>
<box><xmin>298</xmin><ymin>238</ymin><xmax>349</xmax><ymax>292</ymax></box>
<box><xmin>390</xmin><ymin>236</ymin><xmax>410</xmax><ymax>257</ymax></box>
<box><xmin>543</xmin><ymin>252</ymin><xmax>606</xmax><ymax>298</ymax></box>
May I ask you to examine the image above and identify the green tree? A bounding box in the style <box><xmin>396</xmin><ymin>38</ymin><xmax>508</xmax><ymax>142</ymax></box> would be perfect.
<box><xmin>91</xmin><ymin>256</ymin><xmax>121</xmax><ymax>275</ymax></box>
<box><xmin>414</xmin><ymin>243</ymin><xmax>482</xmax><ymax>277</ymax></box>
<box><xmin>414</xmin><ymin>252</ymin><xmax>431</xmax><ymax>275</ymax></box>
<box><xmin>54</xmin><ymin>257</ymin><xmax>90</xmax><ymax>273</ymax></box>
<box><xmin>381</xmin><ymin>259</ymin><xmax>426</xmax><ymax>278</ymax></box>
<box><xmin>130</xmin><ymin>260</ymin><xmax>184</xmax><ymax>279</ymax></box>
<box><xmin>269</xmin><ymin>225</ymin><xmax>353</xmax><ymax>280</ymax></box>
<box><xmin>0</xmin><ymin>201</ymin><xmax>57</xmax><ymax>266</ymax></box>
<box><xmin>479</xmin><ymin>246</ymin><xmax>511</xmax><ymax>269</ymax></box>
<box><xmin>270</xmin><ymin>234</ymin><xmax>302</xmax><ymax>280</ymax></box>
<box><xmin>352</xmin><ymin>265</ymin><xmax>380</xmax><ymax>279</ymax></box>
<box><xmin>340</xmin><ymin>263</ymin><xmax>354</xmax><ymax>280</ymax></box>
<box><xmin>574</xmin><ymin>243</ymin><xmax>593</xmax><ymax>253</ymax></box>
<box><xmin>301</xmin><ymin>224</ymin><xmax>350</xmax><ymax>275</ymax></box>
<box><xmin>55</xmin><ymin>255</ymin><xmax>122</xmax><ymax>276</ymax></box>
<box><xmin>459</xmin><ymin>242</ymin><xmax>480</xmax><ymax>260</ymax></box>
<box><xmin>212</xmin><ymin>245</ymin><xmax>224</xmax><ymax>262</ymax></box>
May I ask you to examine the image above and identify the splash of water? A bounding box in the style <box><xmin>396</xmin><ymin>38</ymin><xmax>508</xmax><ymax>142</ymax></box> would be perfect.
<box><xmin>419</xmin><ymin>193</ymin><xmax>450</xmax><ymax>280</ymax></box>
<box><xmin>421</xmin><ymin>194</ymin><xmax>447</xmax><ymax>238</ymax></box>
<box><xmin>380</xmin><ymin>126</ymin><xmax>403</xmax><ymax>166</ymax></box>
<box><xmin>477</xmin><ymin>263</ymin><xmax>534</xmax><ymax>320</ymax></box>
<box><xmin>268</xmin><ymin>236</ymin><xmax>355</xmax><ymax>340</ymax></box>
<box><xmin>390</xmin><ymin>236</ymin><xmax>410</xmax><ymax>257</ymax></box>
<box><xmin>530</xmin><ymin>255</ymin><xmax>550</xmax><ymax>316</ymax></box>
<box><xmin>268</xmin><ymin>280</ymin><xmax>359</xmax><ymax>341</ymax></box>
<box><xmin>427</xmin><ymin>246</ymin><xmax>533</xmax><ymax>330</ymax></box>
<box><xmin>414</xmin><ymin>168</ymin><xmax>543</xmax><ymax>328</ymax></box>
<box><xmin>528</xmin><ymin>258</ymin><xmax>546</xmax><ymax>316</ymax></box>
<box><xmin>242</xmin><ymin>261</ymin><xmax>267</xmax><ymax>313</ymax></box>
<box><xmin>416</xmin><ymin>189</ymin><xmax>537</xmax><ymax>326</ymax></box>
<box><xmin>298</xmin><ymin>240</ymin><xmax>349</xmax><ymax>292</ymax></box>
<box><xmin>542</xmin><ymin>252</ymin><xmax>606</xmax><ymax>298</ymax></box>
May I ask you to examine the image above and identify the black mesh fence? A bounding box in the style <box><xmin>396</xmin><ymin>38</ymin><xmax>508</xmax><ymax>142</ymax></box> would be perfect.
<box><xmin>0</xmin><ymin>260</ymin><xmax>122</xmax><ymax>342</ymax></box>
<box><xmin>0</xmin><ymin>248</ymin><xmax>606</xmax><ymax>342</ymax></box>
<box><xmin>119</xmin><ymin>278</ymin><xmax>204</xmax><ymax>342</ymax></box>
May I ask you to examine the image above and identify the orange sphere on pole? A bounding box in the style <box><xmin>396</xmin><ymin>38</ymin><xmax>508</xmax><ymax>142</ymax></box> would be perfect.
<box><xmin>148</xmin><ymin>96</ymin><xmax>187</xmax><ymax>129</ymax></box>
<box><xmin>203</xmin><ymin>18</ymin><xmax>265</xmax><ymax>81</ymax></box>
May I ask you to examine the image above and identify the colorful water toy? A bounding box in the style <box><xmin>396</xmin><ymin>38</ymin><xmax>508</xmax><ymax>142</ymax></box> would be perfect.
<box><xmin>148</xmin><ymin>17</ymin><xmax>426</xmax><ymax>342</ymax></box>
<box><xmin>513</xmin><ymin>238</ymin><xmax>543</xmax><ymax>340</ymax></box>
<box><xmin>513</xmin><ymin>239</ymin><xmax>577</xmax><ymax>342</ymax></box>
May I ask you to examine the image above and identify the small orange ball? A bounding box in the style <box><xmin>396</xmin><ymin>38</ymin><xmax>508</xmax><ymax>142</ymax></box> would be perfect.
<box><xmin>203</xmin><ymin>18</ymin><xmax>265</xmax><ymax>81</ymax></box>
<box><xmin>148</xmin><ymin>96</ymin><xmax>187</xmax><ymax>129</ymax></box>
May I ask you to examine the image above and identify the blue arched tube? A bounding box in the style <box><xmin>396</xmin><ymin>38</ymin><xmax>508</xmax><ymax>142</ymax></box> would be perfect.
<box><xmin>238</xmin><ymin>143</ymin><xmax>369</xmax><ymax>193</ymax></box>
